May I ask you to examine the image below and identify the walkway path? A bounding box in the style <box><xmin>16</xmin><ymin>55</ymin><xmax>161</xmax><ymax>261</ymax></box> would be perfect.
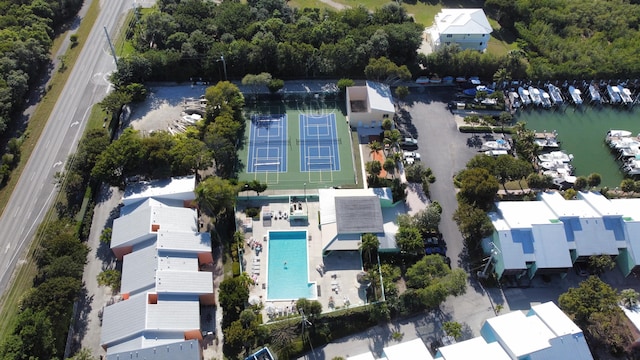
<box><xmin>318</xmin><ymin>0</ymin><xmax>349</xmax><ymax>10</ymax></box>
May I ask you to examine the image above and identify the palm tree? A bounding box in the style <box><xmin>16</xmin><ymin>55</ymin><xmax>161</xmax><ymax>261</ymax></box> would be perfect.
<box><xmin>384</xmin><ymin>129</ymin><xmax>402</xmax><ymax>152</ymax></box>
<box><xmin>360</xmin><ymin>233</ymin><xmax>380</xmax><ymax>267</ymax></box>
<box><xmin>383</xmin><ymin>158</ymin><xmax>396</xmax><ymax>178</ymax></box>
<box><xmin>368</xmin><ymin>140</ymin><xmax>383</xmax><ymax>155</ymax></box>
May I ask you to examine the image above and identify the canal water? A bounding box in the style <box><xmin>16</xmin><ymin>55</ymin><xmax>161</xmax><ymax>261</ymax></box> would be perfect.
<box><xmin>516</xmin><ymin>105</ymin><xmax>640</xmax><ymax>188</ymax></box>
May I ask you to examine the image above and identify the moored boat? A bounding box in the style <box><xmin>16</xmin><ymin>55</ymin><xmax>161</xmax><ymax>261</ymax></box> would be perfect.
<box><xmin>547</xmin><ymin>84</ymin><xmax>564</xmax><ymax>106</ymax></box>
<box><xmin>518</xmin><ymin>86</ymin><xmax>532</xmax><ymax>106</ymax></box>
<box><xmin>618</xmin><ymin>85</ymin><xmax>634</xmax><ymax>105</ymax></box>
<box><xmin>529</xmin><ymin>86</ymin><xmax>542</xmax><ymax>106</ymax></box>
<box><xmin>568</xmin><ymin>86</ymin><xmax>583</xmax><ymax>105</ymax></box>
<box><xmin>588</xmin><ymin>84</ymin><xmax>602</xmax><ymax>104</ymax></box>
<box><xmin>607</xmin><ymin>85</ymin><xmax>622</xmax><ymax>104</ymax></box>
<box><xmin>538</xmin><ymin>150</ymin><xmax>574</xmax><ymax>163</ymax></box>
<box><xmin>540</xmin><ymin>90</ymin><xmax>552</xmax><ymax>108</ymax></box>
<box><xmin>623</xmin><ymin>157</ymin><xmax>640</xmax><ymax>175</ymax></box>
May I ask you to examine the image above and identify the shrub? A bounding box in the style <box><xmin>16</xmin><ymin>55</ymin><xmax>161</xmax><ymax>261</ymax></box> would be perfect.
<box><xmin>245</xmin><ymin>207</ymin><xmax>260</xmax><ymax>218</ymax></box>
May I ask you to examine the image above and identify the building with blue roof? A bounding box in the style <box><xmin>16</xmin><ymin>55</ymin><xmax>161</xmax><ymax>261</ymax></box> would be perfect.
<box><xmin>485</xmin><ymin>191</ymin><xmax>640</xmax><ymax>280</ymax></box>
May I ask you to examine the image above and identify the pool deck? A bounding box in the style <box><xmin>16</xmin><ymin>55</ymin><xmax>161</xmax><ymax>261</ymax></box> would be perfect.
<box><xmin>237</xmin><ymin>196</ymin><xmax>368</xmax><ymax>322</ymax></box>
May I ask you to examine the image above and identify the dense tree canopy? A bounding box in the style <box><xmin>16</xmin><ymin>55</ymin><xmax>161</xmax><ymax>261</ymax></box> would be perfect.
<box><xmin>120</xmin><ymin>0</ymin><xmax>423</xmax><ymax>82</ymax></box>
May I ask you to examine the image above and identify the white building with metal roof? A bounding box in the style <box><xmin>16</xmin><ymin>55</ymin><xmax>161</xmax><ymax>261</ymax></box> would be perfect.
<box><xmin>318</xmin><ymin>188</ymin><xmax>402</xmax><ymax>252</ymax></box>
<box><xmin>429</xmin><ymin>9</ymin><xmax>492</xmax><ymax>52</ymax></box>
<box><xmin>101</xmin><ymin>176</ymin><xmax>213</xmax><ymax>358</ymax></box>
<box><xmin>434</xmin><ymin>302</ymin><xmax>592</xmax><ymax>359</ymax></box>
<box><xmin>346</xmin><ymin>81</ymin><xmax>395</xmax><ymax>129</ymax></box>
<box><xmin>122</xmin><ymin>175</ymin><xmax>196</xmax><ymax>207</ymax></box>
<box><xmin>111</xmin><ymin>205</ymin><xmax>198</xmax><ymax>259</ymax></box>
<box><xmin>486</xmin><ymin>191</ymin><xmax>640</xmax><ymax>280</ymax></box>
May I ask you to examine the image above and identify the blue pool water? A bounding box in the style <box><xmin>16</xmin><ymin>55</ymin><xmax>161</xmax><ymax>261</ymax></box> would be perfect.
<box><xmin>267</xmin><ymin>230</ymin><xmax>314</xmax><ymax>300</ymax></box>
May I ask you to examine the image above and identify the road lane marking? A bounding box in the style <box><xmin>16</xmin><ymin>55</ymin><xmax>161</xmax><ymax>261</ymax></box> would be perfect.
<box><xmin>4</xmin><ymin>243</ymin><xmax>9</xmax><ymax>254</ymax></box>
<box><xmin>70</xmin><ymin>121</ymin><xmax>79</xmax><ymax>127</ymax></box>
<box><xmin>53</xmin><ymin>161</ymin><xmax>63</xmax><ymax>168</ymax></box>
<box><xmin>13</xmin><ymin>206</ymin><xmax>20</xmax><ymax>218</ymax></box>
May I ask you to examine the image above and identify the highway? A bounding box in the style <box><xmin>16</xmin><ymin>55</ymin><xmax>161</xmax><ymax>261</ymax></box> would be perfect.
<box><xmin>0</xmin><ymin>0</ymin><xmax>133</xmax><ymax>298</ymax></box>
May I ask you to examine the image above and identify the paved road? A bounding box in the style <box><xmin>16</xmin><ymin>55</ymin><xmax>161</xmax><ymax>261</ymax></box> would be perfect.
<box><xmin>0</xmin><ymin>0</ymin><xmax>130</xmax><ymax>299</ymax></box>
<box><xmin>398</xmin><ymin>87</ymin><xmax>479</xmax><ymax>270</ymax></box>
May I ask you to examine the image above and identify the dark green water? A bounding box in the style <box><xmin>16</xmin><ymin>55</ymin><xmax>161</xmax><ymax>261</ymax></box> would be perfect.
<box><xmin>517</xmin><ymin>106</ymin><xmax>640</xmax><ymax>188</ymax></box>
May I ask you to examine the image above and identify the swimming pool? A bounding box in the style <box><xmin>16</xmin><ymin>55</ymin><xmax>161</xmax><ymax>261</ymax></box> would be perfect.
<box><xmin>266</xmin><ymin>230</ymin><xmax>315</xmax><ymax>301</ymax></box>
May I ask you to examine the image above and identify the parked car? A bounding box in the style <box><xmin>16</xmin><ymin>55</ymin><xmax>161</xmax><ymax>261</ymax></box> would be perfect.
<box><xmin>416</xmin><ymin>76</ymin><xmax>430</xmax><ymax>85</ymax></box>
<box><xmin>400</xmin><ymin>137</ymin><xmax>418</xmax><ymax>149</ymax></box>
<box><xmin>403</xmin><ymin>151</ymin><xmax>421</xmax><ymax>160</ymax></box>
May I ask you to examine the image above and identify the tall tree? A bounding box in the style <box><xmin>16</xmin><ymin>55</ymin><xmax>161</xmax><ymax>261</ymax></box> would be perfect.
<box><xmin>195</xmin><ymin>176</ymin><xmax>238</xmax><ymax>219</ymax></box>
<box><xmin>360</xmin><ymin>233</ymin><xmax>380</xmax><ymax>266</ymax></box>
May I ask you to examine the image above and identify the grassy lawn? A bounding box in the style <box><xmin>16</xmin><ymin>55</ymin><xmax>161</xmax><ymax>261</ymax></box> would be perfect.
<box><xmin>0</xmin><ymin>0</ymin><xmax>101</xmax><ymax>341</ymax></box>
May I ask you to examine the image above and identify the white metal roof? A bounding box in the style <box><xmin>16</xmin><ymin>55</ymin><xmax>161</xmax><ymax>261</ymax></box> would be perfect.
<box><xmin>156</xmin><ymin>271</ymin><xmax>213</xmax><ymax>294</ymax></box>
<box><xmin>572</xmin><ymin>217</ymin><xmax>620</xmax><ymax>256</ymax></box>
<box><xmin>485</xmin><ymin>311</ymin><xmax>554</xmax><ymax>358</ymax></box>
<box><xmin>625</xmin><ymin>222</ymin><xmax>640</xmax><ymax>265</ymax></box>
<box><xmin>540</xmin><ymin>192</ymin><xmax>600</xmax><ymax>218</ymax></box>
<box><xmin>365</xmin><ymin>81</ymin><xmax>395</xmax><ymax>113</ymax></box>
<box><xmin>157</xmin><ymin>230</ymin><xmax>211</xmax><ymax>253</ymax></box>
<box><xmin>531</xmin><ymin>302</ymin><xmax>582</xmax><ymax>336</ymax></box>
<box><xmin>112</xmin><ymin>207</ymin><xmax>156</xmax><ymax>249</ymax></box>
<box><xmin>437</xmin><ymin>337</ymin><xmax>510</xmax><ymax>360</ymax></box>
<box><xmin>610</xmin><ymin>198</ymin><xmax>640</xmax><ymax>220</ymax></box>
<box><xmin>123</xmin><ymin>175</ymin><xmax>196</xmax><ymax>206</ymax></box>
<box><xmin>434</xmin><ymin>9</ymin><xmax>492</xmax><ymax>35</ymax></box>
<box><xmin>496</xmin><ymin>201</ymin><xmax>559</xmax><ymax>228</ymax></box>
<box><xmin>147</xmin><ymin>297</ymin><xmax>200</xmax><ymax>329</ymax></box>
<box><xmin>579</xmin><ymin>191</ymin><xmax>624</xmax><ymax>216</ymax></box>
<box><xmin>531</xmin><ymin>224</ymin><xmax>573</xmax><ymax>268</ymax></box>
<box><xmin>494</xmin><ymin>229</ymin><xmax>527</xmax><ymax>271</ymax></box>
<box><xmin>383</xmin><ymin>338</ymin><xmax>434</xmax><ymax>360</ymax></box>
<box><xmin>121</xmin><ymin>197</ymin><xmax>186</xmax><ymax>216</ymax></box>
<box><xmin>101</xmin><ymin>293</ymin><xmax>148</xmax><ymax>347</ymax></box>
<box><xmin>107</xmin><ymin>339</ymin><xmax>200</xmax><ymax>360</ymax></box>
<box><xmin>157</xmin><ymin>254</ymin><xmax>199</xmax><ymax>272</ymax></box>
<box><xmin>121</xmin><ymin>245</ymin><xmax>158</xmax><ymax>295</ymax></box>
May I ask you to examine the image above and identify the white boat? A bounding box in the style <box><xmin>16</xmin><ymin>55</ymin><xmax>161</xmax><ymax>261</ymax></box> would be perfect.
<box><xmin>543</xmin><ymin>169</ymin><xmax>576</xmax><ymax>189</ymax></box>
<box><xmin>588</xmin><ymin>84</ymin><xmax>602</xmax><ymax>103</ymax></box>
<box><xmin>539</xmin><ymin>160</ymin><xmax>572</xmax><ymax>171</ymax></box>
<box><xmin>568</xmin><ymin>86</ymin><xmax>583</xmax><ymax>105</ymax></box>
<box><xmin>609</xmin><ymin>137</ymin><xmax>640</xmax><ymax>150</ymax></box>
<box><xmin>607</xmin><ymin>85</ymin><xmax>622</xmax><ymax>104</ymax></box>
<box><xmin>540</xmin><ymin>90</ymin><xmax>552</xmax><ymax>108</ymax></box>
<box><xmin>528</xmin><ymin>86</ymin><xmax>542</xmax><ymax>106</ymax></box>
<box><xmin>518</xmin><ymin>87</ymin><xmax>531</xmax><ymax>106</ymax></box>
<box><xmin>619</xmin><ymin>145</ymin><xmax>640</xmax><ymax>158</ymax></box>
<box><xmin>508</xmin><ymin>92</ymin><xmax>521</xmax><ymax>109</ymax></box>
<box><xmin>623</xmin><ymin>158</ymin><xmax>640</xmax><ymax>175</ymax></box>
<box><xmin>484</xmin><ymin>150</ymin><xmax>509</xmax><ymax>157</ymax></box>
<box><xmin>606</xmin><ymin>130</ymin><xmax>633</xmax><ymax>138</ymax></box>
<box><xmin>618</xmin><ymin>85</ymin><xmax>634</xmax><ymax>105</ymax></box>
<box><xmin>538</xmin><ymin>150</ymin><xmax>573</xmax><ymax>163</ymax></box>
<box><xmin>547</xmin><ymin>84</ymin><xmax>564</xmax><ymax>105</ymax></box>
<box><xmin>482</xmin><ymin>139</ymin><xmax>511</xmax><ymax>151</ymax></box>
<box><xmin>534</xmin><ymin>137</ymin><xmax>560</xmax><ymax>149</ymax></box>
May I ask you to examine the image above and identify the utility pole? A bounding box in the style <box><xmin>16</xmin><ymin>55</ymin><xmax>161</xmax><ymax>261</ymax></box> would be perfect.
<box><xmin>219</xmin><ymin>55</ymin><xmax>227</xmax><ymax>81</ymax></box>
<box><xmin>104</xmin><ymin>27</ymin><xmax>118</xmax><ymax>68</ymax></box>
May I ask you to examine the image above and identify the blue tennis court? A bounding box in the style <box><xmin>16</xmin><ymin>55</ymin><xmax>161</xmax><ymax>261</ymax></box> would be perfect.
<box><xmin>299</xmin><ymin>113</ymin><xmax>341</xmax><ymax>172</ymax></box>
<box><xmin>247</xmin><ymin>114</ymin><xmax>288</xmax><ymax>173</ymax></box>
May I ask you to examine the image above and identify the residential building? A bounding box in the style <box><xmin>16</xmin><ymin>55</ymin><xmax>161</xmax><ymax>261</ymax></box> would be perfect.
<box><xmin>318</xmin><ymin>188</ymin><xmax>402</xmax><ymax>253</ymax></box>
<box><xmin>436</xmin><ymin>302</ymin><xmax>593</xmax><ymax>359</ymax></box>
<box><xmin>100</xmin><ymin>176</ymin><xmax>213</xmax><ymax>359</ymax></box>
<box><xmin>348</xmin><ymin>338</ymin><xmax>434</xmax><ymax>360</ymax></box>
<box><xmin>485</xmin><ymin>191</ymin><xmax>640</xmax><ymax>280</ymax></box>
<box><xmin>346</xmin><ymin>81</ymin><xmax>395</xmax><ymax>129</ymax></box>
<box><xmin>429</xmin><ymin>9</ymin><xmax>492</xmax><ymax>52</ymax></box>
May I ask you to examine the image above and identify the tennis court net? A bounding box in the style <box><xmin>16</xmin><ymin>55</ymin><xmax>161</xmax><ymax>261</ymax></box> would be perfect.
<box><xmin>297</xmin><ymin>138</ymin><xmax>341</xmax><ymax>145</ymax></box>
